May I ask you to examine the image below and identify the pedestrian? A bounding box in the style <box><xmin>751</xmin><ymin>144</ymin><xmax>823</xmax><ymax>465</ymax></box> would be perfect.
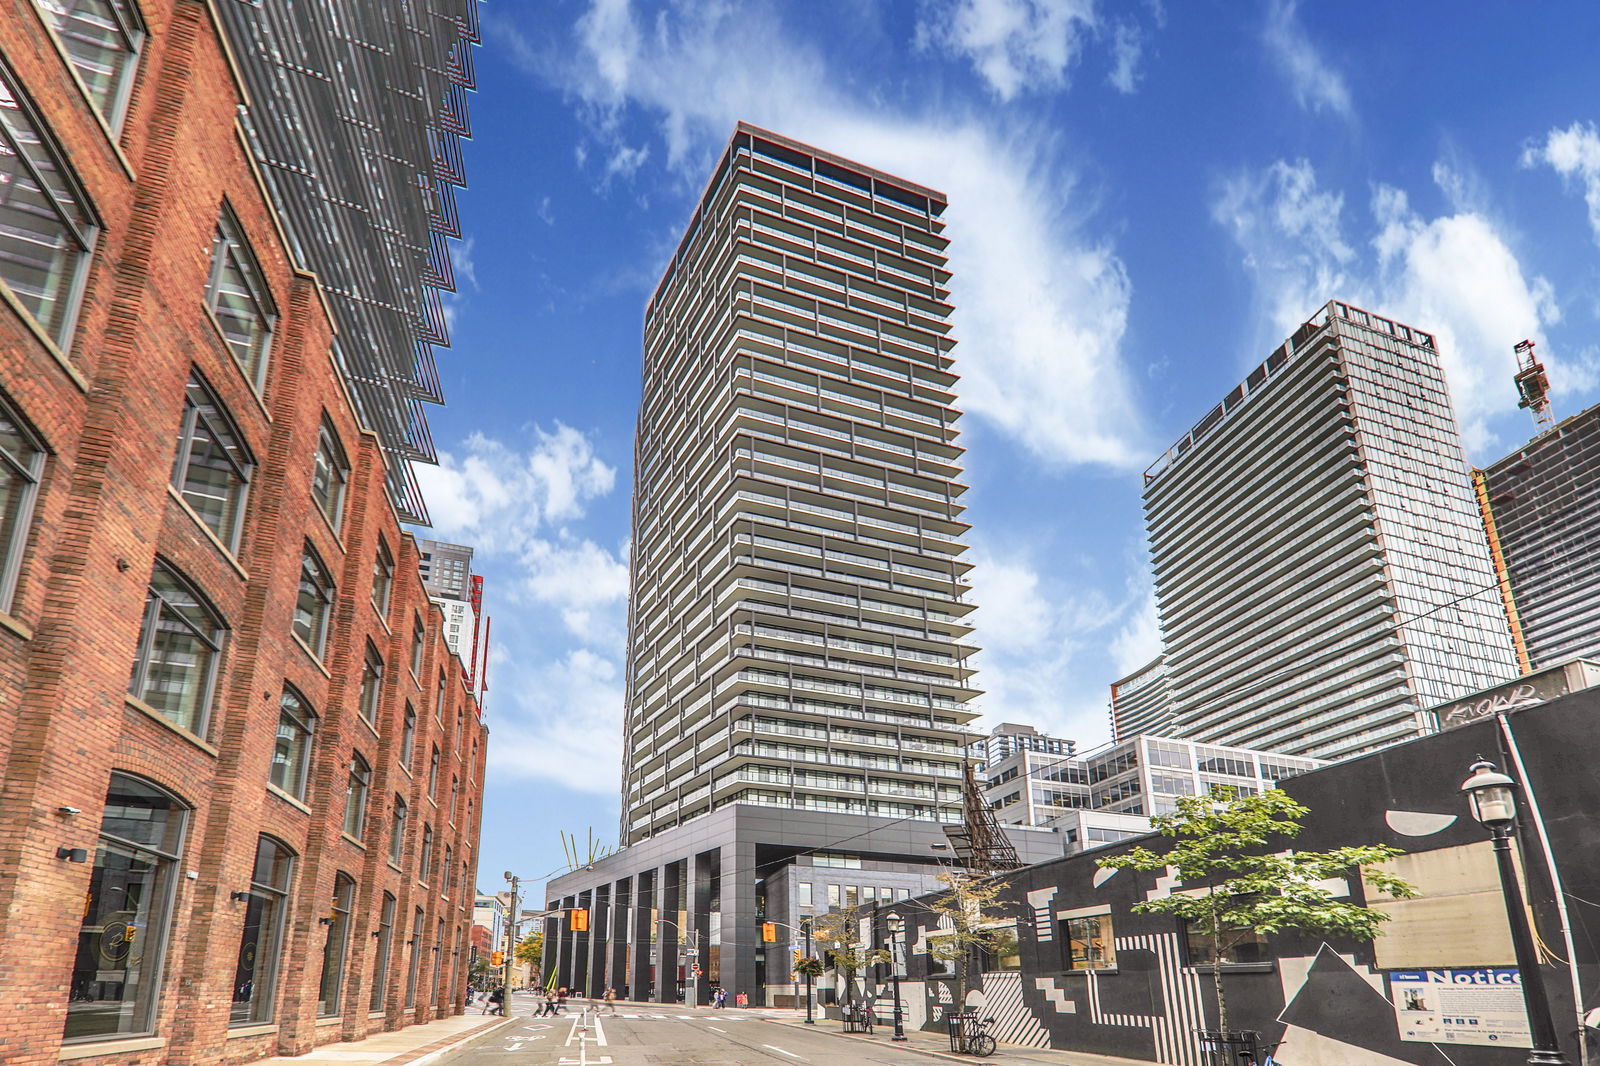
<box><xmin>603</xmin><ymin>987</ymin><xmax>617</xmax><ymax>1014</ymax></box>
<box><xmin>536</xmin><ymin>989</ymin><xmax>556</xmax><ymax>1017</ymax></box>
<box><xmin>485</xmin><ymin>985</ymin><xmax>505</xmax><ymax>1016</ymax></box>
<box><xmin>556</xmin><ymin>987</ymin><xmax>569</xmax><ymax>1014</ymax></box>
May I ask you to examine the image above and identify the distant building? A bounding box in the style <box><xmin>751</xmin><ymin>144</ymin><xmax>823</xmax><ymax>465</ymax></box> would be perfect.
<box><xmin>419</xmin><ymin>539</ymin><xmax>475</xmax><ymax>600</ymax></box>
<box><xmin>1475</xmin><ymin>401</ymin><xmax>1600</xmax><ymax>670</ymax></box>
<box><xmin>978</xmin><ymin>731</ymin><xmax>1321</xmax><ymax>829</ymax></box>
<box><xmin>1109</xmin><ymin>656</ymin><xmax>1175</xmax><ymax>741</ymax></box>
<box><xmin>973</xmin><ymin>722</ymin><xmax>1076</xmax><ymax>765</ymax></box>
<box><xmin>1143</xmin><ymin>301</ymin><xmax>1519</xmax><ymax>760</ymax></box>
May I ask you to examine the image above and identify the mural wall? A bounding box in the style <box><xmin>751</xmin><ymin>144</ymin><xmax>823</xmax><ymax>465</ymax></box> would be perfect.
<box><xmin>875</xmin><ymin>690</ymin><xmax>1600</xmax><ymax>1066</ymax></box>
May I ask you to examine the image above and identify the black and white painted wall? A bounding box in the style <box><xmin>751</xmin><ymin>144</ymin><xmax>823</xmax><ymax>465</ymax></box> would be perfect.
<box><xmin>872</xmin><ymin>689</ymin><xmax>1600</xmax><ymax>1065</ymax></box>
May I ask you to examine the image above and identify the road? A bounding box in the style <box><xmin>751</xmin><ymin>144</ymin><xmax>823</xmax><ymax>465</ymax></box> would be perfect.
<box><xmin>444</xmin><ymin>994</ymin><xmax>955</xmax><ymax>1066</ymax></box>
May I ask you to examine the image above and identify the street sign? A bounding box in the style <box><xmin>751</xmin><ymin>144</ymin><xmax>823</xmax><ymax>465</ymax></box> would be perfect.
<box><xmin>683</xmin><ymin>948</ymin><xmax>699</xmax><ymax>956</ymax></box>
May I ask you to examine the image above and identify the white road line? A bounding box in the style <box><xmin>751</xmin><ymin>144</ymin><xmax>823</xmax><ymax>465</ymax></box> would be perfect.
<box><xmin>761</xmin><ymin>1045</ymin><xmax>805</xmax><ymax>1059</ymax></box>
<box><xmin>708</xmin><ymin>1025</ymin><xmax>727</xmax><ymax>1032</ymax></box>
<box><xmin>590</xmin><ymin>1012</ymin><xmax>609</xmax><ymax>1047</ymax></box>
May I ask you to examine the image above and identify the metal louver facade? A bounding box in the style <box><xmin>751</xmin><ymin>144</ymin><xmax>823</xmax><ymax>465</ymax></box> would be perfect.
<box><xmin>216</xmin><ymin>0</ymin><xmax>481</xmax><ymax>523</ymax></box>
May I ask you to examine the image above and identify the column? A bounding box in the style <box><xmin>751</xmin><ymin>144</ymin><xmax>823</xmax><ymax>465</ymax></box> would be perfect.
<box><xmin>720</xmin><ymin>840</ymin><xmax>760</xmax><ymax>1006</ymax></box>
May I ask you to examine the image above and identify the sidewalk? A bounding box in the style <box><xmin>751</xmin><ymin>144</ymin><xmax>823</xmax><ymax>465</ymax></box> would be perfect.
<box><xmin>247</xmin><ymin>1012</ymin><xmax>513</xmax><ymax>1066</ymax></box>
<box><xmin>768</xmin><ymin>1017</ymin><xmax>1152</xmax><ymax>1066</ymax></box>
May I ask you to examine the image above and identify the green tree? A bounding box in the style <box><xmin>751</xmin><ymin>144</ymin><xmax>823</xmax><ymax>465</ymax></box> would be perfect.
<box><xmin>924</xmin><ymin>872</ymin><xmax>1016</xmax><ymax>1017</ymax></box>
<box><xmin>1096</xmin><ymin>788</ymin><xmax>1418</xmax><ymax>1035</ymax></box>
<box><xmin>809</xmin><ymin>906</ymin><xmax>890</xmax><ymax>1006</ymax></box>
<box><xmin>516</xmin><ymin>930</ymin><xmax>543</xmax><ymax>970</ymax></box>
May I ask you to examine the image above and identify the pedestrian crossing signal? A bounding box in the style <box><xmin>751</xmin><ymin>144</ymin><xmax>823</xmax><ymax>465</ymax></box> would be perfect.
<box><xmin>570</xmin><ymin>908</ymin><xmax>589</xmax><ymax>932</ymax></box>
<box><xmin>761</xmin><ymin>922</ymin><xmax>777</xmax><ymax>943</ymax></box>
<box><xmin>491</xmin><ymin>951</ymin><xmax>504</xmax><ymax>966</ymax></box>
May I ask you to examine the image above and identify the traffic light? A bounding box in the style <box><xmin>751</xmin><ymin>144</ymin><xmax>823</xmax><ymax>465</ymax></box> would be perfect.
<box><xmin>491</xmin><ymin>951</ymin><xmax>504</xmax><ymax>966</ymax></box>
<box><xmin>761</xmin><ymin>922</ymin><xmax>777</xmax><ymax>943</ymax></box>
<box><xmin>791</xmin><ymin>948</ymin><xmax>803</xmax><ymax>967</ymax></box>
<box><xmin>570</xmin><ymin>908</ymin><xmax>589</xmax><ymax>932</ymax></box>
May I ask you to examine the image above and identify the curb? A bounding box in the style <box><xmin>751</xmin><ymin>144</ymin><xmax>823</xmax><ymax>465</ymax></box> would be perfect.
<box><xmin>766</xmin><ymin>1018</ymin><xmax>1000</xmax><ymax>1065</ymax></box>
<box><xmin>404</xmin><ymin>1016</ymin><xmax>519</xmax><ymax>1066</ymax></box>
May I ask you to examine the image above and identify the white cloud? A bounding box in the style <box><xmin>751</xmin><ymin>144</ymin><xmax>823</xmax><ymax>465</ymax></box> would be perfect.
<box><xmin>1213</xmin><ymin>157</ymin><xmax>1562</xmax><ymax>449</ymax></box>
<box><xmin>964</xmin><ymin>546</ymin><xmax>1151</xmax><ymax>745</ymax></box>
<box><xmin>521</xmin><ymin>0</ymin><xmax>1148</xmax><ymax>469</ymax></box>
<box><xmin>1370</xmin><ymin>179</ymin><xmax>1559</xmax><ymax>447</ymax></box>
<box><xmin>1106</xmin><ymin>20</ymin><xmax>1145</xmax><ymax>94</ymax></box>
<box><xmin>1261</xmin><ymin>0</ymin><xmax>1352</xmax><ymax>119</ymax></box>
<box><xmin>1521</xmin><ymin>120</ymin><xmax>1600</xmax><ymax>245</ymax></box>
<box><xmin>414</xmin><ymin>426</ymin><xmax>627</xmax><ymax>643</ymax></box>
<box><xmin>1108</xmin><ymin>586</ymin><xmax>1160</xmax><ymax>677</ymax></box>
<box><xmin>486</xmin><ymin>648</ymin><xmax>625</xmax><ymax>794</ymax></box>
<box><xmin>1213</xmin><ymin>158</ymin><xmax>1355</xmax><ymax>339</ymax></box>
<box><xmin>915</xmin><ymin>0</ymin><xmax>1098</xmax><ymax>102</ymax></box>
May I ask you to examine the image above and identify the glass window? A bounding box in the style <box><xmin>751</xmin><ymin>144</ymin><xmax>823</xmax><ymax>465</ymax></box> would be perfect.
<box><xmin>427</xmin><ymin>745</ymin><xmax>439</xmax><ymax>799</ymax></box>
<box><xmin>442</xmin><ymin>844</ymin><xmax>452</xmax><ymax>897</ymax></box>
<box><xmin>1184</xmin><ymin>922</ymin><xmax>1270</xmax><ymax>967</ymax></box>
<box><xmin>826</xmin><ymin>884</ymin><xmax>840</xmax><ymax>909</ymax></box>
<box><xmin>844</xmin><ymin>885</ymin><xmax>858</xmax><ymax>908</ymax></box>
<box><xmin>371</xmin><ymin>538</ymin><xmax>393</xmax><ymax>616</ymax></box>
<box><xmin>436</xmin><ymin>668</ymin><xmax>446</xmax><ymax>722</ymax></box>
<box><xmin>389</xmin><ymin>795</ymin><xmax>407</xmax><ymax>864</ymax></box>
<box><xmin>34</xmin><ymin>0</ymin><xmax>144</xmax><ymax>130</ymax></box>
<box><xmin>369</xmin><ymin>892</ymin><xmax>396</xmax><ymax>1010</ymax></box>
<box><xmin>797</xmin><ymin>882</ymin><xmax>813</xmax><ymax>909</ymax></box>
<box><xmin>0</xmin><ymin>58</ymin><xmax>97</xmax><ymax>346</ymax></box>
<box><xmin>231</xmin><ymin>836</ymin><xmax>294</xmax><ymax>1024</ymax></box>
<box><xmin>986</xmin><ymin>921</ymin><xmax>1021</xmax><ymax>972</ymax></box>
<box><xmin>0</xmin><ymin>393</ymin><xmax>45</xmax><ymax>611</ymax></box>
<box><xmin>343</xmin><ymin>752</ymin><xmax>370</xmax><ymax>839</ymax></box>
<box><xmin>128</xmin><ymin>561</ymin><xmax>226</xmax><ymax>735</ymax></box>
<box><xmin>293</xmin><ymin>543</ymin><xmax>334</xmax><ymax>657</ymax></box>
<box><xmin>170</xmin><ymin>372</ymin><xmax>253</xmax><ymax>550</ymax></box>
<box><xmin>410</xmin><ymin>615</ymin><xmax>424</xmax><ymax>675</ymax></box>
<box><xmin>310</xmin><ymin>421</ymin><xmax>348</xmax><ymax>533</ymax></box>
<box><xmin>419</xmin><ymin>823</ymin><xmax>433</xmax><ymax>885</ymax></box>
<box><xmin>359</xmin><ymin>643</ymin><xmax>383</xmax><ymax>724</ymax></box>
<box><xmin>404</xmin><ymin>907</ymin><xmax>424</xmax><ymax>1007</ymax></box>
<box><xmin>400</xmin><ymin>702</ymin><xmax>416</xmax><ymax>770</ymax></box>
<box><xmin>449</xmin><ymin>775</ymin><xmax>459</xmax><ymax>823</ymax></box>
<box><xmin>316</xmin><ymin>873</ymin><xmax>355</xmax><ymax>1016</ymax></box>
<box><xmin>1062</xmin><ymin>914</ymin><xmax>1115</xmax><ymax>971</ymax></box>
<box><xmin>65</xmin><ymin>774</ymin><xmax>187</xmax><ymax>1042</ymax></box>
<box><xmin>205</xmin><ymin>207</ymin><xmax>276</xmax><ymax>388</ymax></box>
<box><xmin>270</xmin><ymin>685</ymin><xmax>315</xmax><ymax>801</ymax></box>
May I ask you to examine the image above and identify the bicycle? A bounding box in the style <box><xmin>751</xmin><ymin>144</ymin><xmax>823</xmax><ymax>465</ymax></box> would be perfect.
<box><xmin>1239</xmin><ymin>1041</ymin><xmax>1285</xmax><ymax>1066</ymax></box>
<box><xmin>949</xmin><ymin>1012</ymin><xmax>997</xmax><ymax>1056</ymax></box>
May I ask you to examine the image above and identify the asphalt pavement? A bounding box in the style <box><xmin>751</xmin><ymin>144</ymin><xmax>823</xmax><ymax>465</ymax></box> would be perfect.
<box><xmin>439</xmin><ymin>994</ymin><xmax>968</xmax><ymax>1066</ymax></box>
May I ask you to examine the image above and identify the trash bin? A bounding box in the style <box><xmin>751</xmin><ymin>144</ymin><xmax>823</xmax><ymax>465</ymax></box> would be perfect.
<box><xmin>1196</xmin><ymin>1029</ymin><xmax>1260</xmax><ymax>1065</ymax></box>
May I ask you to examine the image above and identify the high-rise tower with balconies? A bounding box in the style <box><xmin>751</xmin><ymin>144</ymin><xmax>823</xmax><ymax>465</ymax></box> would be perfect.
<box><xmin>620</xmin><ymin>123</ymin><xmax>979</xmax><ymax>842</ymax></box>
<box><xmin>1142</xmin><ymin>301</ymin><xmax>1519</xmax><ymax>760</ymax></box>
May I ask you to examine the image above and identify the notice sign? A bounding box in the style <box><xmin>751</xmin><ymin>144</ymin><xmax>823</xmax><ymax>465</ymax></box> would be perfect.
<box><xmin>1390</xmin><ymin>968</ymin><xmax>1532</xmax><ymax>1047</ymax></box>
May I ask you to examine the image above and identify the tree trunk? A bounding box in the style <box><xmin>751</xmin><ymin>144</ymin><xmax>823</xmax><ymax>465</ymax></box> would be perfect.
<box><xmin>1209</xmin><ymin>890</ymin><xmax>1229</xmax><ymax>1035</ymax></box>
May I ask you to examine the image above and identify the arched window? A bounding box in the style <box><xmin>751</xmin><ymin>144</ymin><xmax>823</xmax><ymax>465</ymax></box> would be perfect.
<box><xmin>231</xmin><ymin>836</ymin><xmax>294</xmax><ymax>1025</ymax></box>
<box><xmin>65</xmin><ymin>774</ymin><xmax>188</xmax><ymax>1043</ymax></box>
<box><xmin>370</xmin><ymin>891</ymin><xmax>397</xmax><ymax>1011</ymax></box>
<box><xmin>404</xmin><ymin>906</ymin><xmax>424</xmax><ymax>1008</ymax></box>
<box><xmin>128</xmin><ymin>560</ymin><xmax>226</xmax><ymax>736</ymax></box>
<box><xmin>270</xmin><ymin>685</ymin><xmax>316</xmax><ymax>800</ymax></box>
<box><xmin>419</xmin><ymin>824</ymin><xmax>434</xmax><ymax>886</ymax></box>
<box><xmin>389</xmin><ymin>795</ymin><xmax>407</xmax><ymax>864</ymax></box>
<box><xmin>344</xmin><ymin>752</ymin><xmax>371</xmax><ymax>838</ymax></box>
<box><xmin>317</xmin><ymin>873</ymin><xmax>356</xmax><ymax>1016</ymax></box>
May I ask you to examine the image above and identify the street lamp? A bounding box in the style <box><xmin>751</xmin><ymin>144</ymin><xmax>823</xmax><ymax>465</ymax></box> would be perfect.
<box><xmin>502</xmin><ymin>871</ymin><xmax>521</xmax><ymax>1010</ymax></box>
<box><xmin>803</xmin><ymin>917</ymin><xmax>816</xmax><ymax>1024</ymax></box>
<box><xmin>1460</xmin><ymin>758</ymin><xmax>1571</xmax><ymax>1066</ymax></box>
<box><xmin>885</xmin><ymin>911</ymin><xmax>907</xmax><ymax>1042</ymax></box>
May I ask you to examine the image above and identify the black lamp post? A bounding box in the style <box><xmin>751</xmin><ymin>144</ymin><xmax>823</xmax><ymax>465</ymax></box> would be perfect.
<box><xmin>802</xmin><ymin>916</ymin><xmax>815</xmax><ymax>1024</ymax></box>
<box><xmin>885</xmin><ymin>910</ymin><xmax>907</xmax><ymax>1042</ymax></box>
<box><xmin>1461</xmin><ymin>757</ymin><xmax>1571</xmax><ymax>1066</ymax></box>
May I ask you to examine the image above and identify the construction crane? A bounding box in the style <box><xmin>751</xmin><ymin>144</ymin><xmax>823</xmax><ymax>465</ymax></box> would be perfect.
<box><xmin>1513</xmin><ymin>339</ymin><xmax>1555</xmax><ymax>431</ymax></box>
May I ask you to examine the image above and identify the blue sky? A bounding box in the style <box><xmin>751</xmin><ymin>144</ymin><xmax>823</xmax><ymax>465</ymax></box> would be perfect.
<box><xmin>413</xmin><ymin>0</ymin><xmax>1600</xmax><ymax>900</ymax></box>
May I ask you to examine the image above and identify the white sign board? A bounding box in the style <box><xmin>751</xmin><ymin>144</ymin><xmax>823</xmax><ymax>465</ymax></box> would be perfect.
<box><xmin>1390</xmin><ymin>968</ymin><xmax>1532</xmax><ymax>1047</ymax></box>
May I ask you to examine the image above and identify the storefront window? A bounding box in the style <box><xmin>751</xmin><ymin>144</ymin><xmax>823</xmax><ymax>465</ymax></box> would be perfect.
<box><xmin>231</xmin><ymin>836</ymin><xmax>294</xmax><ymax>1024</ymax></box>
<box><xmin>1062</xmin><ymin>913</ymin><xmax>1115</xmax><ymax>970</ymax></box>
<box><xmin>317</xmin><ymin>873</ymin><xmax>355</xmax><ymax>1016</ymax></box>
<box><xmin>1184</xmin><ymin>921</ymin><xmax>1270</xmax><ymax>966</ymax></box>
<box><xmin>65</xmin><ymin>775</ymin><xmax>187</xmax><ymax>1042</ymax></box>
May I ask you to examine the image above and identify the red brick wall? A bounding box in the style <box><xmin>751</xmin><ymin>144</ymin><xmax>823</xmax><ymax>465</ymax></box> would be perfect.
<box><xmin>0</xmin><ymin>3</ymin><xmax>488</xmax><ymax>1063</ymax></box>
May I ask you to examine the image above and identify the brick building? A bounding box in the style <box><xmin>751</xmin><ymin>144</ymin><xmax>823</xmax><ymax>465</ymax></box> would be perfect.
<box><xmin>0</xmin><ymin>2</ymin><xmax>486</xmax><ymax>1064</ymax></box>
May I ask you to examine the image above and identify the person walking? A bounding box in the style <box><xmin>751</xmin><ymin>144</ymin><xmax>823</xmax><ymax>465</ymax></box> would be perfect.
<box><xmin>555</xmin><ymin>987</ymin><xmax>569</xmax><ymax>1014</ymax></box>
<box><xmin>535</xmin><ymin>989</ymin><xmax>555</xmax><ymax>1017</ymax></box>
<box><xmin>603</xmin><ymin>987</ymin><xmax>617</xmax><ymax>1014</ymax></box>
<box><xmin>484</xmin><ymin>985</ymin><xmax>506</xmax><ymax>1016</ymax></box>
